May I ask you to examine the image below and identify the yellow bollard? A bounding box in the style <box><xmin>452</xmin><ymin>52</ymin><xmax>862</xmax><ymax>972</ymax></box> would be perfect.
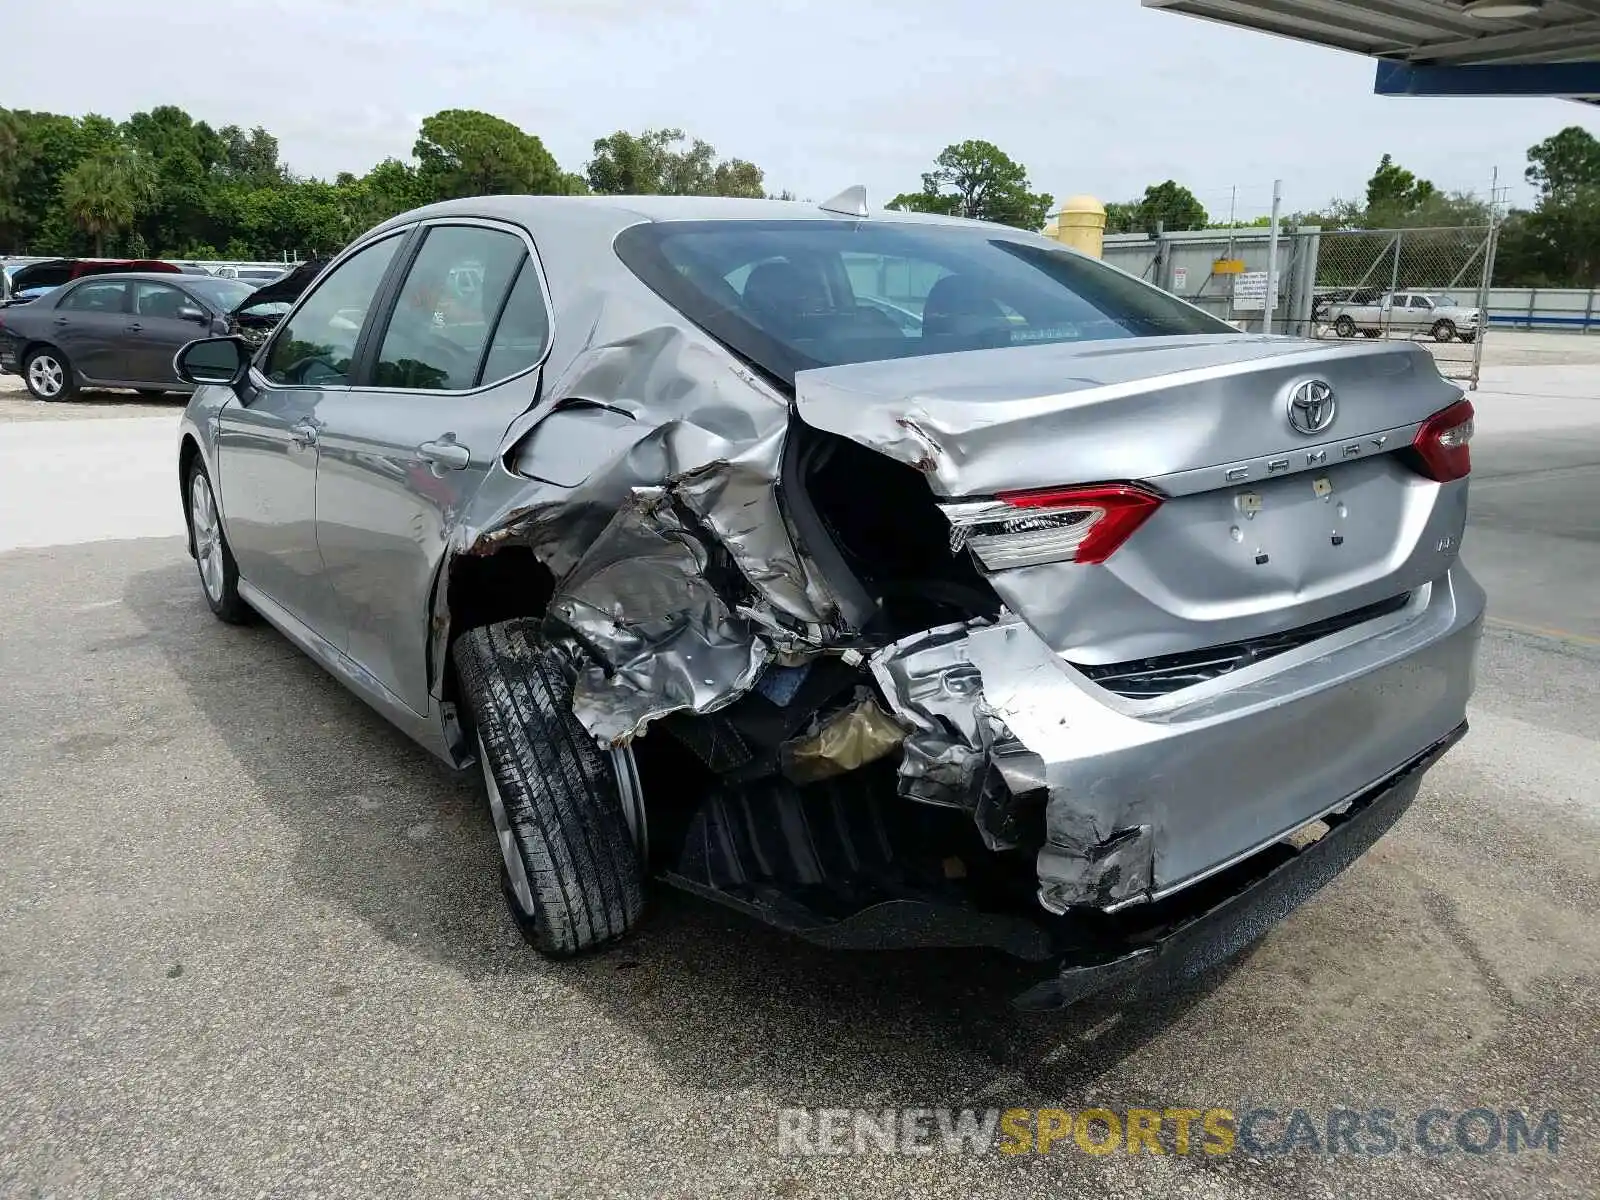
<box><xmin>1052</xmin><ymin>195</ymin><xmax>1106</xmax><ymax>259</ymax></box>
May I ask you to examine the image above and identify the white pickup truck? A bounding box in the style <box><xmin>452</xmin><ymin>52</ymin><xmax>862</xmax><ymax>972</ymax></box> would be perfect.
<box><xmin>1324</xmin><ymin>290</ymin><xmax>1481</xmax><ymax>344</ymax></box>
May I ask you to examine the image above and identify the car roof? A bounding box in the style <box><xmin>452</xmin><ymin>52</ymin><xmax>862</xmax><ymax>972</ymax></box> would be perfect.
<box><xmin>366</xmin><ymin>193</ymin><xmax>1011</xmax><ymax>243</ymax></box>
<box><xmin>62</xmin><ymin>271</ymin><xmax>229</xmax><ymax>285</ymax></box>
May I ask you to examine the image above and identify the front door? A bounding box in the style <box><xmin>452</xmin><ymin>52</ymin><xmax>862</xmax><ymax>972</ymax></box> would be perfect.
<box><xmin>125</xmin><ymin>280</ymin><xmax>210</xmax><ymax>385</ymax></box>
<box><xmin>215</xmin><ymin>232</ymin><xmax>407</xmax><ymax>637</ymax></box>
<box><xmin>48</xmin><ymin>278</ymin><xmax>133</xmax><ymax>380</ymax></box>
<box><xmin>313</xmin><ymin>221</ymin><xmax>552</xmax><ymax>715</ymax></box>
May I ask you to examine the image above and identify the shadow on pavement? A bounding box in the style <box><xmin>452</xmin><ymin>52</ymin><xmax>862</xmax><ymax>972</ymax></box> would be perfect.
<box><xmin>127</xmin><ymin>555</ymin><xmax>1249</xmax><ymax>1103</ymax></box>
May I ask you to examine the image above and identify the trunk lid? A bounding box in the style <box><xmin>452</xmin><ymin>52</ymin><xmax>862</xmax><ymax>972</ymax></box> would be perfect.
<box><xmin>795</xmin><ymin>334</ymin><xmax>1469</xmax><ymax>663</ymax></box>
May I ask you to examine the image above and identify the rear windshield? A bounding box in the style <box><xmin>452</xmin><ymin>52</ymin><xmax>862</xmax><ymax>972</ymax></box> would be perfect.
<box><xmin>614</xmin><ymin>219</ymin><xmax>1232</xmax><ymax>383</ymax></box>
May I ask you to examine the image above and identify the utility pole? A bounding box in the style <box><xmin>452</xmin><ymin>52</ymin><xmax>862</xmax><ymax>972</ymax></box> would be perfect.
<box><xmin>1263</xmin><ymin>179</ymin><xmax>1283</xmax><ymax>334</ymax></box>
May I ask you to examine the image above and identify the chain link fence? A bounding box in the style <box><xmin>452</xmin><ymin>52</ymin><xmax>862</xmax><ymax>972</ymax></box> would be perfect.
<box><xmin>1308</xmin><ymin>226</ymin><xmax>1495</xmax><ymax>386</ymax></box>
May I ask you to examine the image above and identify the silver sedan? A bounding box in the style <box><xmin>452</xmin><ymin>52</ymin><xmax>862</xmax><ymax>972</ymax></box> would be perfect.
<box><xmin>173</xmin><ymin>193</ymin><xmax>1482</xmax><ymax>1007</ymax></box>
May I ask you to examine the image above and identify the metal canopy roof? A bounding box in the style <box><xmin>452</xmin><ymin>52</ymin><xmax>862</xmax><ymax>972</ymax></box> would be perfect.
<box><xmin>1144</xmin><ymin>0</ymin><xmax>1600</xmax><ymax>100</ymax></box>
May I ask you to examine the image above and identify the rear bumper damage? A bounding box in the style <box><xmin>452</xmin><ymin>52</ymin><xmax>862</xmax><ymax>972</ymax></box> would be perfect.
<box><xmin>869</xmin><ymin>566</ymin><xmax>1483</xmax><ymax>915</ymax></box>
<box><xmin>1014</xmin><ymin>720</ymin><xmax>1465</xmax><ymax>1009</ymax></box>
<box><xmin>666</xmin><ymin>721</ymin><xmax>1465</xmax><ymax>1009</ymax></box>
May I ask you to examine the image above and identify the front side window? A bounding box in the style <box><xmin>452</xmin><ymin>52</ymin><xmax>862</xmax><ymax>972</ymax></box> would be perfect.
<box><xmin>58</xmin><ymin>281</ymin><xmax>129</xmax><ymax>313</ymax></box>
<box><xmin>264</xmin><ymin>235</ymin><xmax>402</xmax><ymax>386</ymax></box>
<box><xmin>615</xmin><ymin>220</ymin><xmax>1233</xmax><ymax>384</ymax></box>
<box><xmin>371</xmin><ymin>225</ymin><xmax>527</xmax><ymax>391</ymax></box>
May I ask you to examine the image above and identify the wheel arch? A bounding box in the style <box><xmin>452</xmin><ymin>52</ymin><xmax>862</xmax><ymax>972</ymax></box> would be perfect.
<box><xmin>178</xmin><ymin>434</ymin><xmax>204</xmax><ymax>558</ymax></box>
<box><xmin>436</xmin><ymin>542</ymin><xmax>559</xmax><ymax>716</ymax></box>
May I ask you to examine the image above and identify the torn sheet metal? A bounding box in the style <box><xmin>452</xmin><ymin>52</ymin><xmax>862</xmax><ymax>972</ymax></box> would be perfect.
<box><xmin>965</xmin><ymin>616</ymin><xmax>1158</xmax><ymax>912</ymax></box>
<box><xmin>548</xmin><ymin>487</ymin><xmax>767</xmax><ymax>745</ymax></box>
<box><xmin>868</xmin><ymin>623</ymin><xmax>992</xmax><ymax>808</ymax></box>
<box><xmin>778</xmin><ymin>691</ymin><xmax>907</xmax><ymax>786</ymax></box>
<box><xmin>867</xmin><ymin>613</ymin><xmax>1157</xmax><ymax>911</ymax></box>
<box><xmin>437</xmin><ymin>316</ymin><xmax>847</xmax><ymax>747</ymax></box>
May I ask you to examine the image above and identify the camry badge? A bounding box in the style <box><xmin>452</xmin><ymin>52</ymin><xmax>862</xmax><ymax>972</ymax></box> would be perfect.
<box><xmin>1287</xmin><ymin>379</ymin><xmax>1337</xmax><ymax>436</ymax></box>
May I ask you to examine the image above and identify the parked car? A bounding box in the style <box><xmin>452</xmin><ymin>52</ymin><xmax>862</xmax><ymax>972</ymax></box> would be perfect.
<box><xmin>212</xmin><ymin>264</ymin><xmax>291</xmax><ymax>286</ymax></box>
<box><xmin>225</xmin><ymin>257</ymin><xmax>332</xmax><ymax>349</ymax></box>
<box><xmin>171</xmin><ymin>194</ymin><xmax>1481</xmax><ymax>1008</ymax></box>
<box><xmin>1324</xmin><ymin>290</ymin><xmax>1481</xmax><ymax>343</ymax></box>
<box><xmin>1310</xmin><ymin>286</ymin><xmax>1383</xmax><ymax>323</ymax></box>
<box><xmin>4</xmin><ymin>257</ymin><xmax>192</xmax><ymax>295</ymax></box>
<box><xmin>0</xmin><ymin>271</ymin><xmax>257</xmax><ymax>399</ymax></box>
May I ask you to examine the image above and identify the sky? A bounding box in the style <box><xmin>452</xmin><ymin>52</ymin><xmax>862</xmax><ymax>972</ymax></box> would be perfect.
<box><xmin>12</xmin><ymin>0</ymin><xmax>1600</xmax><ymax>220</ymax></box>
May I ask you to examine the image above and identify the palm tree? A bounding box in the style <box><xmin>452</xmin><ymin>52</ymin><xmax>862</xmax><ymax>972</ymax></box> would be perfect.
<box><xmin>60</xmin><ymin>149</ymin><xmax>154</xmax><ymax>256</ymax></box>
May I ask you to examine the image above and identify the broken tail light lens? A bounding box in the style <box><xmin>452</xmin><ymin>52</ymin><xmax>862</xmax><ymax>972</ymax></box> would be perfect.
<box><xmin>942</xmin><ymin>484</ymin><xmax>1163</xmax><ymax>569</ymax></box>
<box><xmin>1410</xmin><ymin>398</ymin><xmax>1475</xmax><ymax>483</ymax></box>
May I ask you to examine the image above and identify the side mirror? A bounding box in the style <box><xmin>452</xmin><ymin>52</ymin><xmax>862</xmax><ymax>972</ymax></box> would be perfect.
<box><xmin>178</xmin><ymin>305</ymin><xmax>209</xmax><ymax>324</ymax></box>
<box><xmin>175</xmin><ymin>336</ymin><xmax>249</xmax><ymax>388</ymax></box>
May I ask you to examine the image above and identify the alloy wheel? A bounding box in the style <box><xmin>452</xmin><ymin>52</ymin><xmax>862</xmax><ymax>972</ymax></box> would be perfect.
<box><xmin>189</xmin><ymin>473</ymin><xmax>225</xmax><ymax>603</ymax></box>
<box><xmin>27</xmin><ymin>354</ymin><xmax>64</xmax><ymax>398</ymax></box>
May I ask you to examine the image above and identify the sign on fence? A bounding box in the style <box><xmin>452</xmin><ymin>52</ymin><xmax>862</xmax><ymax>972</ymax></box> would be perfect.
<box><xmin>1233</xmin><ymin>271</ymin><xmax>1269</xmax><ymax>311</ymax></box>
<box><xmin>1172</xmin><ymin>266</ymin><xmax>1188</xmax><ymax>292</ymax></box>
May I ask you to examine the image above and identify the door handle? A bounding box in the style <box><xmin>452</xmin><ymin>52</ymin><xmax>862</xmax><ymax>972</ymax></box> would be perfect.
<box><xmin>289</xmin><ymin>421</ymin><xmax>319</xmax><ymax>449</ymax></box>
<box><xmin>126</xmin><ymin>322</ymin><xmax>143</xmax><ymax>333</ymax></box>
<box><xmin>52</xmin><ymin>317</ymin><xmax>68</xmax><ymax>326</ymax></box>
<box><xmin>418</xmin><ymin>437</ymin><xmax>471</xmax><ymax>472</ymax></box>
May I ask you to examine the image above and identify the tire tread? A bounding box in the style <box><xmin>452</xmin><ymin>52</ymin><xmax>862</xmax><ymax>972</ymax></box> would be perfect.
<box><xmin>455</xmin><ymin>620</ymin><xmax>644</xmax><ymax>955</ymax></box>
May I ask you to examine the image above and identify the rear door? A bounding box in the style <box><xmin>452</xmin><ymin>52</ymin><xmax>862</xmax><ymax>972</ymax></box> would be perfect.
<box><xmin>312</xmin><ymin>219</ymin><xmax>551</xmax><ymax>714</ymax></box>
<box><xmin>126</xmin><ymin>280</ymin><xmax>211</xmax><ymax>384</ymax></box>
<box><xmin>48</xmin><ymin>279</ymin><xmax>132</xmax><ymax>379</ymax></box>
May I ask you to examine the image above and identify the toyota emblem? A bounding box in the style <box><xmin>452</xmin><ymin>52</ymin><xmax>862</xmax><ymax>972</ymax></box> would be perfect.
<box><xmin>1287</xmin><ymin>379</ymin><xmax>1337</xmax><ymax>436</ymax></box>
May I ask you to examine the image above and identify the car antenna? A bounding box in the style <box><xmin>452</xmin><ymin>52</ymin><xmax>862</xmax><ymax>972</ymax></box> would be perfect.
<box><xmin>818</xmin><ymin>185</ymin><xmax>869</xmax><ymax>218</ymax></box>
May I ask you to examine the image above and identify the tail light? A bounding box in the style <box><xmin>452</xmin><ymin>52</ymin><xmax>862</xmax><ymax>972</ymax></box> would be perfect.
<box><xmin>942</xmin><ymin>483</ymin><xmax>1163</xmax><ymax>569</ymax></box>
<box><xmin>1409</xmin><ymin>398</ymin><xmax>1475</xmax><ymax>482</ymax></box>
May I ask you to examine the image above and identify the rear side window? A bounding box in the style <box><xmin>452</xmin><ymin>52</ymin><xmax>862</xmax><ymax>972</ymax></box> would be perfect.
<box><xmin>133</xmin><ymin>282</ymin><xmax>188</xmax><ymax>318</ymax></box>
<box><xmin>615</xmin><ymin>220</ymin><xmax>1232</xmax><ymax>385</ymax></box>
<box><xmin>58</xmin><ymin>281</ymin><xmax>129</xmax><ymax>313</ymax></box>
<box><xmin>264</xmin><ymin>234</ymin><xmax>402</xmax><ymax>386</ymax></box>
<box><xmin>371</xmin><ymin>225</ymin><xmax>527</xmax><ymax>391</ymax></box>
<box><xmin>476</xmin><ymin>259</ymin><xmax>551</xmax><ymax>384</ymax></box>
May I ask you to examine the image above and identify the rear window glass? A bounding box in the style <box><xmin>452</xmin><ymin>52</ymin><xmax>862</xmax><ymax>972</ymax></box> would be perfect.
<box><xmin>614</xmin><ymin>219</ymin><xmax>1231</xmax><ymax>384</ymax></box>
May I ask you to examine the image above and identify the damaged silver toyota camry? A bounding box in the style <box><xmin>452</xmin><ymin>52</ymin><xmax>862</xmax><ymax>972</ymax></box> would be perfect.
<box><xmin>173</xmin><ymin>192</ymin><xmax>1482</xmax><ymax>1007</ymax></box>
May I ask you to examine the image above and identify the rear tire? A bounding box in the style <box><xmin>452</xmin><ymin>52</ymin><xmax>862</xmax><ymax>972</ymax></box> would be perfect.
<box><xmin>23</xmin><ymin>346</ymin><xmax>76</xmax><ymax>401</ymax></box>
<box><xmin>454</xmin><ymin>619</ymin><xmax>645</xmax><ymax>956</ymax></box>
<box><xmin>1334</xmin><ymin>316</ymin><xmax>1356</xmax><ymax>339</ymax></box>
<box><xmin>1431</xmin><ymin>319</ymin><xmax>1457</xmax><ymax>343</ymax></box>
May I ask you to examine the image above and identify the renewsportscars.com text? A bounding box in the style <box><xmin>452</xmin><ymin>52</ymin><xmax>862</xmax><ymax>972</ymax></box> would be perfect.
<box><xmin>777</xmin><ymin>1106</ymin><xmax>1561</xmax><ymax>1158</ymax></box>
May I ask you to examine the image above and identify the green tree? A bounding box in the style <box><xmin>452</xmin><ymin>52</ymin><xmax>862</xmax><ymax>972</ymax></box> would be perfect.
<box><xmin>413</xmin><ymin>109</ymin><xmax>568</xmax><ymax>201</ymax></box>
<box><xmin>1135</xmin><ymin>180</ymin><xmax>1208</xmax><ymax>232</ymax></box>
<box><xmin>1516</xmin><ymin>127</ymin><xmax>1600</xmax><ymax>286</ymax></box>
<box><xmin>585</xmin><ymin>127</ymin><xmax>767</xmax><ymax>197</ymax></box>
<box><xmin>60</xmin><ymin>148</ymin><xmax>156</xmax><ymax>255</ymax></box>
<box><xmin>888</xmin><ymin>140</ymin><xmax>1052</xmax><ymax>230</ymax></box>
<box><xmin>1364</xmin><ymin>154</ymin><xmax>1438</xmax><ymax>226</ymax></box>
<box><xmin>1103</xmin><ymin>200</ymin><xmax>1141</xmax><ymax>234</ymax></box>
<box><xmin>218</xmin><ymin>124</ymin><xmax>284</xmax><ymax>187</ymax></box>
<box><xmin>1525</xmin><ymin>126</ymin><xmax>1600</xmax><ymax>195</ymax></box>
<box><xmin>0</xmin><ymin>110</ymin><xmax>122</xmax><ymax>249</ymax></box>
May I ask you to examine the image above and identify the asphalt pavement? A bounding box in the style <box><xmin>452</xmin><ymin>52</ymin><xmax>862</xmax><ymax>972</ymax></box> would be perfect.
<box><xmin>0</xmin><ymin>337</ymin><xmax>1596</xmax><ymax>1198</ymax></box>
